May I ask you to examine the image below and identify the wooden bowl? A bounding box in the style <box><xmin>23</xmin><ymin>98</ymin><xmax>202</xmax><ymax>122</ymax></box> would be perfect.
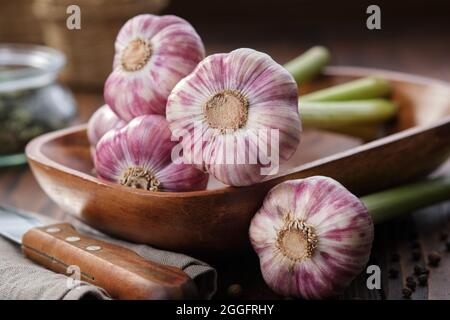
<box><xmin>26</xmin><ymin>67</ymin><xmax>450</xmax><ymax>256</ymax></box>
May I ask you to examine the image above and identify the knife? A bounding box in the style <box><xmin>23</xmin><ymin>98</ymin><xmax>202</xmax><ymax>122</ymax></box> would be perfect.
<box><xmin>0</xmin><ymin>205</ymin><xmax>198</xmax><ymax>300</ymax></box>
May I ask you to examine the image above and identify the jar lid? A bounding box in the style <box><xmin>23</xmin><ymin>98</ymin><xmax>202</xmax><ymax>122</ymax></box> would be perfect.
<box><xmin>0</xmin><ymin>44</ymin><xmax>66</xmax><ymax>93</ymax></box>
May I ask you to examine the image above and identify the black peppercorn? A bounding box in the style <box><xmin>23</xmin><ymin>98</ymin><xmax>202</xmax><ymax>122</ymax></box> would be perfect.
<box><xmin>417</xmin><ymin>274</ymin><xmax>428</xmax><ymax>286</ymax></box>
<box><xmin>445</xmin><ymin>241</ymin><xmax>450</xmax><ymax>252</ymax></box>
<box><xmin>406</xmin><ymin>277</ymin><xmax>416</xmax><ymax>291</ymax></box>
<box><xmin>402</xmin><ymin>287</ymin><xmax>412</xmax><ymax>299</ymax></box>
<box><xmin>414</xmin><ymin>265</ymin><xmax>421</xmax><ymax>276</ymax></box>
<box><xmin>428</xmin><ymin>251</ymin><xmax>441</xmax><ymax>267</ymax></box>
<box><xmin>227</xmin><ymin>283</ymin><xmax>243</xmax><ymax>298</ymax></box>
<box><xmin>414</xmin><ymin>265</ymin><xmax>428</xmax><ymax>276</ymax></box>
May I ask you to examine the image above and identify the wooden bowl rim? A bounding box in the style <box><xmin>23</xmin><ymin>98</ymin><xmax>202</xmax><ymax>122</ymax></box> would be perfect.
<box><xmin>26</xmin><ymin>66</ymin><xmax>450</xmax><ymax>199</ymax></box>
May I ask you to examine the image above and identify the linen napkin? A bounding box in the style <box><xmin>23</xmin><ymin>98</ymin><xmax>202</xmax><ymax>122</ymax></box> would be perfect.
<box><xmin>0</xmin><ymin>216</ymin><xmax>217</xmax><ymax>300</ymax></box>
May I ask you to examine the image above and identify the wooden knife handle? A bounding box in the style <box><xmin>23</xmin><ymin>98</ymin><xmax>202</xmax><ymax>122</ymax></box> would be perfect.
<box><xmin>21</xmin><ymin>223</ymin><xmax>198</xmax><ymax>300</ymax></box>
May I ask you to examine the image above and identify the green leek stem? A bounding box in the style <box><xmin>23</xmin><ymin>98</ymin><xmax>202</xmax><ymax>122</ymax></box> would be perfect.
<box><xmin>300</xmin><ymin>99</ymin><xmax>397</xmax><ymax>128</ymax></box>
<box><xmin>361</xmin><ymin>177</ymin><xmax>450</xmax><ymax>224</ymax></box>
<box><xmin>301</xmin><ymin>77</ymin><xmax>391</xmax><ymax>102</ymax></box>
<box><xmin>283</xmin><ymin>47</ymin><xmax>391</xmax><ymax>101</ymax></box>
<box><xmin>283</xmin><ymin>48</ymin><xmax>395</xmax><ymax>137</ymax></box>
<box><xmin>284</xmin><ymin>46</ymin><xmax>330</xmax><ymax>84</ymax></box>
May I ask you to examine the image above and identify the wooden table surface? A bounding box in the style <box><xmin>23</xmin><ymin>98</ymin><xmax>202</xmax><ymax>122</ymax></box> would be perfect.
<box><xmin>1</xmin><ymin>37</ymin><xmax>449</xmax><ymax>299</ymax></box>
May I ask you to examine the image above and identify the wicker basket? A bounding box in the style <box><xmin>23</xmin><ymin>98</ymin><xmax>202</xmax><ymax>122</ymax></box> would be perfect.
<box><xmin>0</xmin><ymin>1</ymin><xmax>43</xmax><ymax>44</ymax></box>
<box><xmin>32</xmin><ymin>0</ymin><xmax>168</xmax><ymax>89</ymax></box>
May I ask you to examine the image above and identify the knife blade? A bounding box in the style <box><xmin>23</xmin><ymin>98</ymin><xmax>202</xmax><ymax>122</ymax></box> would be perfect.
<box><xmin>0</xmin><ymin>205</ymin><xmax>197</xmax><ymax>300</ymax></box>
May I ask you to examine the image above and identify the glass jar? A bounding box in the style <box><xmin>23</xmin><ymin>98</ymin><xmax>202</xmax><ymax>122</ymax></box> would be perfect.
<box><xmin>0</xmin><ymin>44</ymin><xmax>76</xmax><ymax>166</ymax></box>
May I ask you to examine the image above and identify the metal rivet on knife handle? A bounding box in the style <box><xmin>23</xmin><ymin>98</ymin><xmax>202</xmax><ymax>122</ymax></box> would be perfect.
<box><xmin>86</xmin><ymin>245</ymin><xmax>102</xmax><ymax>251</ymax></box>
<box><xmin>45</xmin><ymin>227</ymin><xmax>61</xmax><ymax>233</ymax></box>
<box><xmin>65</xmin><ymin>236</ymin><xmax>81</xmax><ymax>242</ymax></box>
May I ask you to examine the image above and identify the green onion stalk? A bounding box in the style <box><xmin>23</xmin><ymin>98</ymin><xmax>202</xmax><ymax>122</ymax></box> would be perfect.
<box><xmin>300</xmin><ymin>77</ymin><xmax>391</xmax><ymax>102</ymax></box>
<box><xmin>362</xmin><ymin>176</ymin><xmax>450</xmax><ymax>224</ymax></box>
<box><xmin>283</xmin><ymin>47</ymin><xmax>397</xmax><ymax>137</ymax></box>
<box><xmin>283</xmin><ymin>46</ymin><xmax>331</xmax><ymax>84</ymax></box>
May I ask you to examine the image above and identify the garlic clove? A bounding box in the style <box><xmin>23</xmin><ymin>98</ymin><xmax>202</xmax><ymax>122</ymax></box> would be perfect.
<box><xmin>104</xmin><ymin>14</ymin><xmax>205</xmax><ymax>121</ymax></box>
<box><xmin>87</xmin><ymin>104</ymin><xmax>126</xmax><ymax>147</ymax></box>
<box><xmin>249</xmin><ymin>176</ymin><xmax>374</xmax><ymax>299</ymax></box>
<box><xmin>95</xmin><ymin>115</ymin><xmax>208</xmax><ymax>192</ymax></box>
<box><xmin>167</xmin><ymin>48</ymin><xmax>301</xmax><ymax>186</ymax></box>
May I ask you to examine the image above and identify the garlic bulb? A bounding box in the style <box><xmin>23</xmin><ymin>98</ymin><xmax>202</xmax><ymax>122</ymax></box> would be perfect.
<box><xmin>95</xmin><ymin>115</ymin><xmax>208</xmax><ymax>192</ymax></box>
<box><xmin>104</xmin><ymin>14</ymin><xmax>205</xmax><ymax>121</ymax></box>
<box><xmin>249</xmin><ymin>176</ymin><xmax>374</xmax><ymax>299</ymax></box>
<box><xmin>87</xmin><ymin>104</ymin><xmax>126</xmax><ymax>147</ymax></box>
<box><xmin>166</xmin><ymin>48</ymin><xmax>301</xmax><ymax>186</ymax></box>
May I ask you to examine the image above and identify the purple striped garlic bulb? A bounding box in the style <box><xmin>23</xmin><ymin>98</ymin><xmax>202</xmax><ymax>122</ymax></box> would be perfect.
<box><xmin>95</xmin><ymin>115</ymin><xmax>208</xmax><ymax>192</ymax></box>
<box><xmin>166</xmin><ymin>48</ymin><xmax>301</xmax><ymax>186</ymax></box>
<box><xmin>250</xmin><ymin>176</ymin><xmax>374</xmax><ymax>299</ymax></box>
<box><xmin>104</xmin><ymin>14</ymin><xmax>205</xmax><ymax>121</ymax></box>
<box><xmin>87</xmin><ymin>104</ymin><xmax>126</xmax><ymax>147</ymax></box>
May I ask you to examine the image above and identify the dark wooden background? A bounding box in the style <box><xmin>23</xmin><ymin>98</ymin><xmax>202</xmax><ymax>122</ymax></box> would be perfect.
<box><xmin>0</xmin><ymin>0</ymin><xmax>449</xmax><ymax>299</ymax></box>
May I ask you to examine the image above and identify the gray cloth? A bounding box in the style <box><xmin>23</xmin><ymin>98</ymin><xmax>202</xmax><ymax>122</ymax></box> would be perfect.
<box><xmin>0</xmin><ymin>220</ymin><xmax>217</xmax><ymax>300</ymax></box>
